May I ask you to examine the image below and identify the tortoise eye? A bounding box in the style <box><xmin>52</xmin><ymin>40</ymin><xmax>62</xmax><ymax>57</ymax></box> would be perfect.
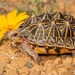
<box><xmin>13</xmin><ymin>33</ymin><xmax>18</xmax><ymax>36</ymax></box>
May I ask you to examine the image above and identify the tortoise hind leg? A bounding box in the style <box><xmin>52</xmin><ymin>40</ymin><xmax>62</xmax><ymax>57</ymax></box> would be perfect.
<box><xmin>72</xmin><ymin>50</ymin><xmax>75</xmax><ymax>56</ymax></box>
<box><xmin>21</xmin><ymin>41</ymin><xmax>40</xmax><ymax>63</ymax></box>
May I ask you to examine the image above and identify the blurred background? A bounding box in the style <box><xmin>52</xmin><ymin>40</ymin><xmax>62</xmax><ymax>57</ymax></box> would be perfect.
<box><xmin>0</xmin><ymin>0</ymin><xmax>75</xmax><ymax>16</ymax></box>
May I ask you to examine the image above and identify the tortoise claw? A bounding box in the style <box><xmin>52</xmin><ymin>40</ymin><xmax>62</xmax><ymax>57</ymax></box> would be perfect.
<box><xmin>33</xmin><ymin>53</ymin><xmax>40</xmax><ymax>63</ymax></box>
<box><xmin>21</xmin><ymin>41</ymin><xmax>40</xmax><ymax>63</ymax></box>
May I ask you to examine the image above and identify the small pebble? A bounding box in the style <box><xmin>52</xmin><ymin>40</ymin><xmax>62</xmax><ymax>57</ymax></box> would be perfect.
<box><xmin>25</xmin><ymin>61</ymin><xmax>33</xmax><ymax>68</ymax></box>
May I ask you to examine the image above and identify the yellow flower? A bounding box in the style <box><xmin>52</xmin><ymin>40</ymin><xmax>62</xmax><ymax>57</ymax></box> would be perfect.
<box><xmin>0</xmin><ymin>30</ymin><xmax>7</xmax><ymax>40</ymax></box>
<box><xmin>0</xmin><ymin>10</ymin><xmax>29</xmax><ymax>40</ymax></box>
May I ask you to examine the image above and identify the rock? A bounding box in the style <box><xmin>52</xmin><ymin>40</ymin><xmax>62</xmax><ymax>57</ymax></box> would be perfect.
<box><xmin>25</xmin><ymin>61</ymin><xmax>33</xmax><ymax>68</ymax></box>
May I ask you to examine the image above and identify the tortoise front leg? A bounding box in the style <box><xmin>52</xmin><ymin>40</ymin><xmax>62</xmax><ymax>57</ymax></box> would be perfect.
<box><xmin>21</xmin><ymin>41</ymin><xmax>40</xmax><ymax>63</ymax></box>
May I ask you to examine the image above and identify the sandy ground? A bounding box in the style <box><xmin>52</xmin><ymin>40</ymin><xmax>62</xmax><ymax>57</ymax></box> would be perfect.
<box><xmin>0</xmin><ymin>42</ymin><xmax>75</xmax><ymax>75</ymax></box>
<box><xmin>0</xmin><ymin>0</ymin><xmax>75</xmax><ymax>75</ymax></box>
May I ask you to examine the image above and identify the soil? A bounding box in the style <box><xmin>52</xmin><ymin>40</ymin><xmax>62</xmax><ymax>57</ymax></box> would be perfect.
<box><xmin>0</xmin><ymin>42</ymin><xmax>75</xmax><ymax>75</ymax></box>
<box><xmin>0</xmin><ymin>0</ymin><xmax>75</xmax><ymax>17</ymax></box>
<box><xmin>0</xmin><ymin>0</ymin><xmax>75</xmax><ymax>75</ymax></box>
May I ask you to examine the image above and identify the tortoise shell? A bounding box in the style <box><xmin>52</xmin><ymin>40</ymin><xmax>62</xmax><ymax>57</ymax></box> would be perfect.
<box><xmin>19</xmin><ymin>12</ymin><xmax>75</xmax><ymax>54</ymax></box>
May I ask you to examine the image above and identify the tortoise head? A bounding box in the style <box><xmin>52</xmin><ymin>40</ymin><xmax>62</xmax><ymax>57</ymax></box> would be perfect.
<box><xmin>5</xmin><ymin>29</ymin><xmax>21</xmax><ymax>41</ymax></box>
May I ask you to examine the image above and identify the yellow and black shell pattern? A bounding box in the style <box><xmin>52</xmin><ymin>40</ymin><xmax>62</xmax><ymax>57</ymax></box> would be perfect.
<box><xmin>19</xmin><ymin>12</ymin><xmax>75</xmax><ymax>54</ymax></box>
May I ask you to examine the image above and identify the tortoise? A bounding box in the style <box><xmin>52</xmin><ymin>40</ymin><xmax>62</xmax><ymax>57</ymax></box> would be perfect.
<box><xmin>6</xmin><ymin>12</ymin><xmax>75</xmax><ymax>63</ymax></box>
